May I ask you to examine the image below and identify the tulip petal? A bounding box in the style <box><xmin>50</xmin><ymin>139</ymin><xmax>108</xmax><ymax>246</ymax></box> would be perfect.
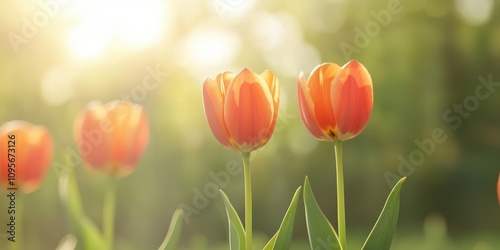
<box><xmin>106</xmin><ymin>101</ymin><xmax>149</xmax><ymax>176</ymax></box>
<box><xmin>127</xmin><ymin>106</ymin><xmax>149</xmax><ymax>171</ymax></box>
<box><xmin>260</xmin><ymin>70</ymin><xmax>280</xmax><ymax>107</ymax></box>
<box><xmin>257</xmin><ymin>70</ymin><xmax>280</xmax><ymax>150</ymax></box>
<box><xmin>74</xmin><ymin>101</ymin><xmax>111</xmax><ymax>172</ymax></box>
<box><xmin>216</xmin><ymin>71</ymin><xmax>235</xmax><ymax>95</ymax></box>
<box><xmin>74</xmin><ymin>101</ymin><xmax>150</xmax><ymax>177</ymax></box>
<box><xmin>497</xmin><ymin>173</ymin><xmax>500</xmax><ymax>206</ymax></box>
<box><xmin>225</xmin><ymin>68</ymin><xmax>275</xmax><ymax>152</ymax></box>
<box><xmin>298</xmin><ymin>72</ymin><xmax>328</xmax><ymax>140</ymax></box>
<box><xmin>305</xmin><ymin>63</ymin><xmax>341</xmax><ymax>139</ymax></box>
<box><xmin>203</xmin><ymin>76</ymin><xmax>236</xmax><ymax>150</ymax></box>
<box><xmin>0</xmin><ymin>121</ymin><xmax>28</xmax><ymax>190</ymax></box>
<box><xmin>19</xmin><ymin>126</ymin><xmax>54</xmax><ymax>193</ymax></box>
<box><xmin>0</xmin><ymin>121</ymin><xmax>53</xmax><ymax>193</ymax></box>
<box><xmin>107</xmin><ymin>101</ymin><xmax>133</xmax><ymax>166</ymax></box>
<box><xmin>331</xmin><ymin>60</ymin><xmax>373</xmax><ymax>140</ymax></box>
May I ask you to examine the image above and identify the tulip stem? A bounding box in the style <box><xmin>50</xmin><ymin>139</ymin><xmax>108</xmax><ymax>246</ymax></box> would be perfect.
<box><xmin>334</xmin><ymin>140</ymin><xmax>347</xmax><ymax>249</ymax></box>
<box><xmin>104</xmin><ymin>177</ymin><xmax>117</xmax><ymax>250</ymax></box>
<box><xmin>242</xmin><ymin>152</ymin><xmax>252</xmax><ymax>250</ymax></box>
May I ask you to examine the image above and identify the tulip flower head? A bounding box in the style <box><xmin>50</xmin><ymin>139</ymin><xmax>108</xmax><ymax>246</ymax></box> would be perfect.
<box><xmin>203</xmin><ymin>68</ymin><xmax>280</xmax><ymax>152</ymax></box>
<box><xmin>298</xmin><ymin>60</ymin><xmax>373</xmax><ymax>141</ymax></box>
<box><xmin>74</xmin><ymin>101</ymin><xmax>149</xmax><ymax>177</ymax></box>
<box><xmin>0</xmin><ymin>121</ymin><xmax>54</xmax><ymax>193</ymax></box>
<box><xmin>497</xmin><ymin>173</ymin><xmax>500</xmax><ymax>206</ymax></box>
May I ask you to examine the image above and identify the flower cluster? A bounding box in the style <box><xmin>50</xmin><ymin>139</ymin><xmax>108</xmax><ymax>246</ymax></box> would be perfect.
<box><xmin>5</xmin><ymin>59</ymin><xmax>476</xmax><ymax>250</ymax></box>
<box><xmin>203</xmin><ymin>61</ymin><xmax>387</xmax><ymax>250</ymax></box>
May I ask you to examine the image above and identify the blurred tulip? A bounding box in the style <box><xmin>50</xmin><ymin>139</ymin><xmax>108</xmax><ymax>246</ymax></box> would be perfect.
<box><xmin>497</xmin><ymin>173</ymin><xmax>500</xmax><ymax>205</ymax></box>
<box><xmin>74</xmin><ymin>101</ymin><xmax>149</xmax><ymax>177</ymax></box>
<box><xmin>0</xmin><ymin>120</ymin><xmax>54</xmax><ymax>193</ymax></box>
<box><xmin>203</xmin><ymin>68</ymin><xmax>280</xmax><ymax>152</ymax></box>
<box><xmin>298</xmin><ymin>60</ymin><xmax>373</xmax><ymax>141</ymax></box>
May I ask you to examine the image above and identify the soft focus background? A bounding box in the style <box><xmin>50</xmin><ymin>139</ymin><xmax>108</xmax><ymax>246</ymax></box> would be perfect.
<box><xmin>0</xmin><ymin>0</ymin><xmax>499</xmax><ymax>249</ymax></box>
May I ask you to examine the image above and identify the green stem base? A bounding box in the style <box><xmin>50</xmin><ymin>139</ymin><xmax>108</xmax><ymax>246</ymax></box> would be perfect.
<box><xmin>242</xmin><ymin>152</ymin><xmax>252</xmax><ymax>250</ymax></box>
<box><xmin>334</xmin><ymin>140</ymin><xmax>346</xmax><ymax>249</ymax></box>
<box><xmin>103</xmin><ymin>178</ymin><xmax>117</xmax><ymax>250</ymax></box>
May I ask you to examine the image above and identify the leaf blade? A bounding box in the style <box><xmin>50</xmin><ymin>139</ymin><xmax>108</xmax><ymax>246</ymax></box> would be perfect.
<box><xmin>262</xmin><ymin>232</ymin><xmax>277</xmax><ymax>250</ymax></box>
<box><xmin>158</xmin><ymin>208</ymin><xmax>184</xmax><ymax>250</ymax></box>
<box><xmin>361</xmin><ymin>177</ymin><xmax>406</xmax><ymax>250</ymax></box>
<box><xmin>220</xmin><ymin>190</ymin><xmax>245</xmax><ymax>250</ymax></box>
<box><xmin>272</xmin><ymin>186</ymin><xmax>302</xmax><ymax>249</ymax></box>
<box><xmin>59</xmin><ymin>172</ymin><xmax>106</xmax><ymax>250</ymax></box>
<box><xmin>303</xmin><ymin>176</ymin><xmax>342</xmax><ymax>250</ymax></box>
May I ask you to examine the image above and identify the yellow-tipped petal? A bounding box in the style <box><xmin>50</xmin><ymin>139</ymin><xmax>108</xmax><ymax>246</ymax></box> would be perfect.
<box><xmin>224</xmin><ymin>68</ymin><xmax>275</xmax><ymax>152</ymax></box>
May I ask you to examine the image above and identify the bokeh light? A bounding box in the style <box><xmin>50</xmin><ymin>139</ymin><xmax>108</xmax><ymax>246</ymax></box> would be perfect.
<box><xmin>455</xmin><ymin>0</ymin><xmax>494</xmax><ymax>26</ymax></box>
<box><xmin>177</xmin><ymin>23</ymin><xmax>242</xmax><ymax>80</ymax></box>
<box><xmin>65</xmin><ymin>0</ymin><xmax>170</xmax><ymax>60</ymax></box>
<box><xmin>40</xmin><ymin>66</ymin><xmax>74</xmax><ymax>106</ymax></box>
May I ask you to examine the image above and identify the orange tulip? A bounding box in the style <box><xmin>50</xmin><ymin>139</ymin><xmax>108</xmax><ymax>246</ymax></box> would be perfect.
<box><xmin>0</xmin><ymin>121</ymin><xmax>54</xmax><ymax>193</ymax></box>
<box><xmin>203</xmin><ymin>68</ymin><xmax>280</xmax><ymax>152</ymax></box>
<box><xmin>298</xmin><ymin>60</ymin><xmax>373</xmax><ymax>141</ymax></box>
<box><xmin>74</xmin><ymin>101</ymin><xmax>149</xmax><ymax>177</ymax></box>
<box><xmin>497</xmin><ymin>173</ymin><xmax>500</xmax><ymax>206</ymax></box>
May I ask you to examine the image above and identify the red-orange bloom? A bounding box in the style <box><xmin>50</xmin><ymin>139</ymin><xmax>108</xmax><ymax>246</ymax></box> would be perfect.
<box><xmin>0</xmin><ymin>121</ymin><xmax>54</xmax><ymax>193</ymax></box>
<box><xmin>203</xmin><ymin>68</ymin><xmax>280</xmax><ymax>152</ymax></box>
<box><xmin>497</xmin><ymin>173</ymin><xmax>500</xmax><ymax>206</ymax></box>
<box><xmin>298</xmin><ymin>60</ymin><xmax>373</xmax><ymax>141</ymax></box>
<box><xmin>74</xmin><ymin>101</ymin><xmax>149</xmax><ymax>177</ymax></box>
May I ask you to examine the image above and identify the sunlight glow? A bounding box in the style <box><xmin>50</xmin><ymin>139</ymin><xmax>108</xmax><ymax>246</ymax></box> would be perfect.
<box><xmin>455</xmin><ymin>0</ymin><xmax>494</xmax><ymax>26</ymax></box>
<box><xmin>251</xmin><ymin>12</ymin><xmax>292</xmax><ymax>51</ymax></box>
<box><xmin>66</xmin><ymin>0</ymin><xmax>169</xmax><ymax>61</ymax></box>
<box><xmin>66</xmin><ymin>21</ymin><xmax>110</xmax><ymax>61</ymax></box>
<box><xmin>113</xmin><ymin>2</ymin><xmax>166</xmax><ymax>47</ymax></box>
<box><xmin>187</xmin><ymin>30</ymin><xmax>240</xmax><ymax>66</ymax></box>
<box><xmin>180</xmin><ymin>25</ymin><xmax>241</xmax><ymax>68</ymax></box>
<box><xmin>210</xmin><ymin>0</ymin><xmax>256</xmax><ymax>20</ymax></box>
<box><xmin>250</xmin><ymin>12</ymin><xmax>320</xmax><ymax>77</ymax></box>
<box><xmin>40</xmin><ymin>67</ymin><xmax>74</xmax><ymax>106</ymax></box>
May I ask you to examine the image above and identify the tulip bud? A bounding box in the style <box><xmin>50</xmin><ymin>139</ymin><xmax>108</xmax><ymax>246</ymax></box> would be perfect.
<box><xmin>203</xmin><ymin>68</ymin><xmax>280</xmax><ymax>152</ymax></box>
<box><xmin>330</xmin><ymin>60</ymin><xmax>373</xmax><ymax>141</ymax></box>
<box><xmin>298</xmin><ymin>60</ymin><xmax>373</xmax><ymax>141</ymax></box>
<box><xmin>74</xmin><ymin>101</ymin><xmax>149</xmax><ymax>177</ymax></box>
<box><xmin>0</xmin><ymin>121</ymin><xmax>54</xmax><ymax>193</ymax></box>
<box><xmin>497</xmin><ymin>173</ymin><xmax>500</xmax><ymax>206</ymax></box>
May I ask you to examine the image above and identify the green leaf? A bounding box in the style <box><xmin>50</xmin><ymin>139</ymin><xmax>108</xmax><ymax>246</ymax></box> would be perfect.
<box><xmin>59</xmin><ymin>172</ymin><xmax>106</xmax><ymax>250</ymax></box>
<box><xmin>303</xmin><ymin>176</ymin><xmax>342</xmax><ymax>250</ymax></box>
<box><xmin>220</xmin><ymin>190</ymin><xmax>246</xmax><ymax>250</ymax></box>
<box><xmin>262</xmin><ymin>232</ymin><xmax>277</xmax><ymax>250</ymax></box>
<box><xmin>269</xmin><ymin>186</ymin><xmax>302</xmax><ymax>249</ymax></box>
<box><xmin>158</xmin><ymin>208</ymin><xmax>184</xmax><ymax>250</ymax></box>
<box><xmin>361</xmin><ymin>177</ymin><xmax>406</xmax><ymax>250</ymax></box>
